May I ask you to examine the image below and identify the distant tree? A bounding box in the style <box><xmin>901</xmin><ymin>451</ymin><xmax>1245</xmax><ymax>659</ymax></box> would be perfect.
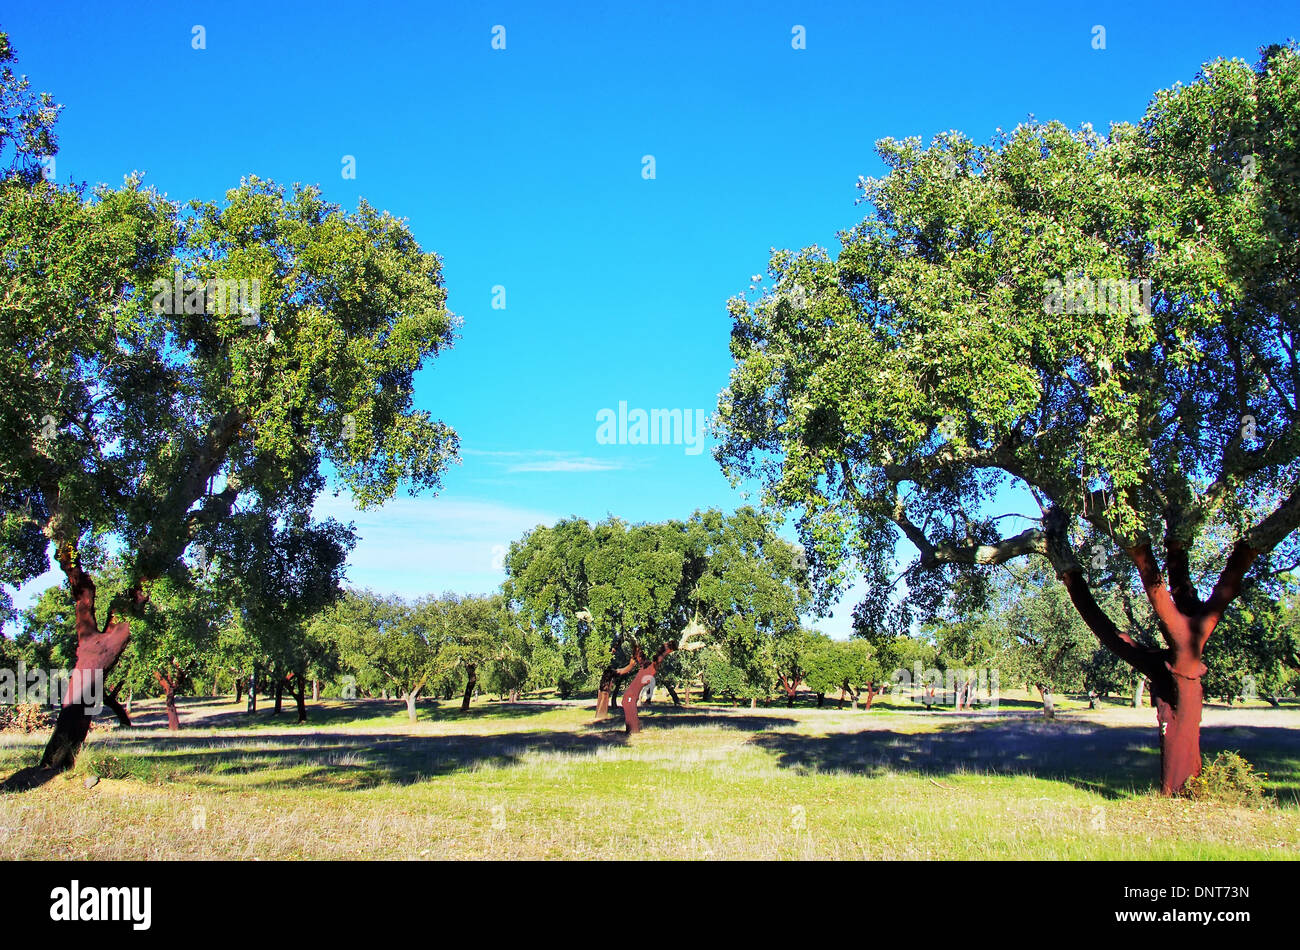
<box><xmin>505</xmin><ymin>508</ymin><xmax>809</xmax><ymax>726</ymax></box>
<box><xmin>127</xmin><ymin>570</ymin><xmax>225</xmax><ymax>730</ymax></box>
<box><xmin>772</xmin><ymin>628</ymin><xmax>816</xmax><ymax>707</ymax></box>
<box><xmin>990</xmin><ymin>567</ymin><xmax>1096</xmax><ymax>718</ymax></box>
<box><xmin>329</xmin><ymin>590</ymin><xmax>436</xmax><ymax>722</ymax></box>
<box><xmin>926</xmin><ymin>608</ymin><xmax>1001</xmax><ymax>710</ymax></box>
<box><xmin>800</xmin><ymin>633</ymin><xmax>841</xmax><ymax>707</ymax></box>
<box><xmin>437</xmin><ymin>594</ymin><xmax>509</xmax><ymax>713</ymax></box>
<box><xmin>880</xmin><ymin>634</ymin><xmax>938</xmax><ymax>706</ymax></box>
<box><xmin>701</xmin><ymin>650</ymin><xmax>766</xmax><ymax>706</ymax></box>
<box><xmin>1203</xmin><ymin>585</ymin><xmax>1300</xmax><ymax>705</ymax></box>
<box><xmin>483</xmin><ymin>608</ymin><xmax>555</xmax><ymax>702</ymax></box>
<box><xmin>221</xmin><ymin>504</ymin><xmax>352</xmax><ymax>722</ymax></box>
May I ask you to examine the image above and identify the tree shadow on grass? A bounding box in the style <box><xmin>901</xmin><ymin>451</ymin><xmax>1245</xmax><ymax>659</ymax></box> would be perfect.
<box><xmin>38</xmin><ymin>728</ymin><xmax>633</xmax><ymax>792</ymax></box>
<box><xmin>751</xmin><ymin>720</ymin><xmax>1300</xmax><ymax>800</ymax></box>
<box><xmin>153</xmin><ymin>697</ymin><xmax>570</xmax><ymax>731</ymax></box>
<box><xmin>584</xmin><ymin>705</ymin><xmax>797</xmax><ymax>733</ymax></box>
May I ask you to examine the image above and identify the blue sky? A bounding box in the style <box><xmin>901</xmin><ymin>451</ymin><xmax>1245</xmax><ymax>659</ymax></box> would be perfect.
<box><xmin>4</xmin><ymin>1</ymin><xmax>1296</xmax><ymax>634</ymax></box>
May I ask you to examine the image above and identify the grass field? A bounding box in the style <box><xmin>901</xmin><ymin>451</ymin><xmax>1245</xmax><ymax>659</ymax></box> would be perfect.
<box><xmin>2</xmin><ymin>692</ymin><xmax>1298</xmax><ymax>860</ymax></box>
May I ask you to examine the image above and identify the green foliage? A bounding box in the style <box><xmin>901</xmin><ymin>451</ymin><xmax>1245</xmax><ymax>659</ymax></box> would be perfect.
<box><xmin>0</xmin><ymin>31</ymin><xmax>60</xmax><ymax>185</ymax></box>
<box><xmin>483</xmin><ymin>612</ymin><xmax>557</xmax><ymax>698</ymax></box>
<box><xmin>997</xmin><ymin>567</ymin><xmax>1097</xmax><ymax>694</ymax></box>
<box><xmin>1182</xmin><ymin>751</ymin><xmax>1267</xmax><ymax>805</ymax></box>
<box><xmin>701</xmin><ymin>652</ymin><xmax>766</xmax><ymax>703</ymax></box>
<box><xmin>504</xmin><ymin>508</ymin><xmax>810</xmax><ymax>693</ymax></box>
<box><xmin>0</xmin><ymin>31</ymin><xmax>458</xmax><ymax>676</ymax></box>
<box><xmin>716</xmin><ymin>44</ymin><xmax>1300</xmax><ymax>680</ymax></box>
<box><xmin>802</xmin><ymin>634</ymin><xmax>878</xmax><ymax>702</ymax></box>
<box><xmin>1203</xmin><ymin>587</ymin><xmax>1300</xmax><ymax>702</ymax></box>
<box><xmin>437</xmin><ymin>593</ymin><xmax>509</xmax><ymax>682</ymax></box>
<box><xmin>325</xmin><ymin>590</ymin><xmax>435</xmax><ymax>700</ymax></box>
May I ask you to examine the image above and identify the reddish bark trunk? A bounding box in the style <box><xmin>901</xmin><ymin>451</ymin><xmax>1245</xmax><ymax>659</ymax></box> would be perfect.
<box><xmin>622</xmin><ymin>643</ymin><xmax>676</xmax><ymax>734</ymax></box>
<box><xmin>40</xmin><ymin>548</ymin><xmax>147</xmax><ymax>771</ymax></box>
<box><xmin>778</xmin><ymin>673</ymin><xmax>802</xmax><ymax>707</ymax></box>
<box><xmin>864</xmin><ymin>683</ymin><xmax>878</xmax><ymax>709</ymax></box>
<box><xmin>1054</xmin><ymin>528</ymin><xmax>1258</xmax><ymax>795</ymax></box>
<box><xmin>154</xmin><ymin>670</ymin><xmax>180</xmax><ymax>731</ymax></box>
<box><xmin>594</xmin><ymin>655</ymin><xmax>637</xmax><ymax>722</ymax></box>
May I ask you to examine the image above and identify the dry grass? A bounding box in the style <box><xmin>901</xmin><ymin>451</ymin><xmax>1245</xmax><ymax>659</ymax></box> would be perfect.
<box><xmin>1</xmin><ymin>695</ymin><xmax>1297</xmax><ymax>860</ymax></box>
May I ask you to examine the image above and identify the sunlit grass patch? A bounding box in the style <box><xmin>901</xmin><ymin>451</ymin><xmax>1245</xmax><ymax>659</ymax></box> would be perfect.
<box><xmin>2</xmin><ymin>698</ymin><xmax>1297</xmax><ymax>859</ymax></box>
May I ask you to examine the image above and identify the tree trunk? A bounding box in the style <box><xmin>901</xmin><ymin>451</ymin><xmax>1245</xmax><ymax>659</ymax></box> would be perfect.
<box><xmin>273</xmin><ymin>676</ymin><xmax>284</xmax><ymax>715</ymax></box>
<box><xmin>815</xmin><ymin>693</ymin><xmax>825</xmax><ymax>708</ymax></box>
<box><xmin>104</xmin><ymin>684</ymin><xmax>131</xmax><ymax>727</ymax></box>
<box><xmin>749</xmin><ymin>696</ymin><xmax>756</xmax><ymax>709</ymax></box>
<box><xmin>247</xmin><ymin>670</ymin><xmax>257</xmax><ymax>715</ymax></box>
<box><xmin>779</xmin><ymin>674</ymin><xmax>800</xmax><ymax>707</ymax></box>
<box><xmin>864</xmin><ymin>683</ymin><xmax>877</xmax><ymax>710</ymax></box>
<box><xmin>234</xmin><ymin>675</ymin><xmax>243</xmax><ymax>704</ymax></box>
<box><xmin>154</xmin><ymin>671</ymin><xmax>179</xmax><ymax>731</ymax></box>
<box><xmin>460</xmin><ymin>664</ymin><xmax>476</xmax><ymax>712</ymax></box>
<box><xmin>621</xmin><ymin>647</ymin><xmax>676</xmax><ymax>733</ymax></box>
<box><xmin>405</xmin><ymin>690</ymin><xmax>419</xmax><ymax>722</ymax></box>
<box><xmin>1037</xmin><ymin>685</ymin><xmax>1055</xmax><ymax>720</ymax></box>
<box><xmin>1132</xmin><ymin>677</ymin><xmax>1146</xmax><ymax>709</ymax></box>
<box><xmin>1053</xmin><ymin>538</ymin><xmax>1250</xmax><ymax>797</ymax></box>
<box><xmin>622</xmin><ymin>666</ymin><xmax>655</xmax><ymax>733</ymax></box>
<box><xmin>294</xmin><ymin>674</ymin><xmax>307</xmax><ymax>724</ymax></box>
<box><xmin>126</xmin><ymin>688</ymin><xmax>133</xmax><ymax>715</ymax></box>
<box><xmin>665</xmin><ymin>683</ymin><xmax>681</xmax><ymax>707</ymax></box>
<box><xmin>312</xmin><ymin>679</ymin><xmax>320</xmax><ymax>702</ymax></box>
<box><xmin>39</xmin><ymin>552</ymin><xmax>146</xmax><ymax>772</ymax></box>
<box><xmin>1152</xmin><ymin>668</ymin><xmax>1204</xmax><ymax>796</ymax></box>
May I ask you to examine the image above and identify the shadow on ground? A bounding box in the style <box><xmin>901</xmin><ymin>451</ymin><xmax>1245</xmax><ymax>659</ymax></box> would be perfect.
<box><xmin>750</xmin><ymin>720</ymin><xmax>1300</xmax><ymax>799</ymax></box>
<box><xmin>6</xmin><ymin>706</ymin><xmax>1297</xmax><ymax>800</ymax></box>
<box><xmin>130</xmin><ymin>696</ymin><xmax>573</xmax><ymax>730</ymax></box>
<box><xmin>14</xmin><ymin>728</ymin><xmax>635</xmax><ymax>792</ymax></box>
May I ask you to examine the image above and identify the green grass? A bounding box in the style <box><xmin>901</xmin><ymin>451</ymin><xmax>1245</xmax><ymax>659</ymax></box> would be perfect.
<box><xmin>1</xmin><ymin>695</ymin><xmax>1298</xmax><ymax>860</ymax></box>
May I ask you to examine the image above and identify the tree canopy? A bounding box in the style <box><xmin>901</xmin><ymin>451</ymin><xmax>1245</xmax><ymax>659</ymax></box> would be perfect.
<box><xmin>715</xmin><ymin>44</ymin><xmax>1300</xmax><ymax>793</ymax></box>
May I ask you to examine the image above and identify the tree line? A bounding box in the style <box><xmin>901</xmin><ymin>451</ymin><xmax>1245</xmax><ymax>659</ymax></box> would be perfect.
<box><xmin>9</xmin><ymin>504</ymin><xmax>1293</xmax><ymax>730</ymax></box>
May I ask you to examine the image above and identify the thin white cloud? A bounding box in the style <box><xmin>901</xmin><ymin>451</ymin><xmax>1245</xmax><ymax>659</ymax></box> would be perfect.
<box><xmin>509</xmin><ymin>457</ymin><xmax>621</xmax><ymax>473</ymax></box>
<box><xmin>463</xmin><ymin>447</ymin><xmax>626</xmax><ymax>474</ymax></box>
